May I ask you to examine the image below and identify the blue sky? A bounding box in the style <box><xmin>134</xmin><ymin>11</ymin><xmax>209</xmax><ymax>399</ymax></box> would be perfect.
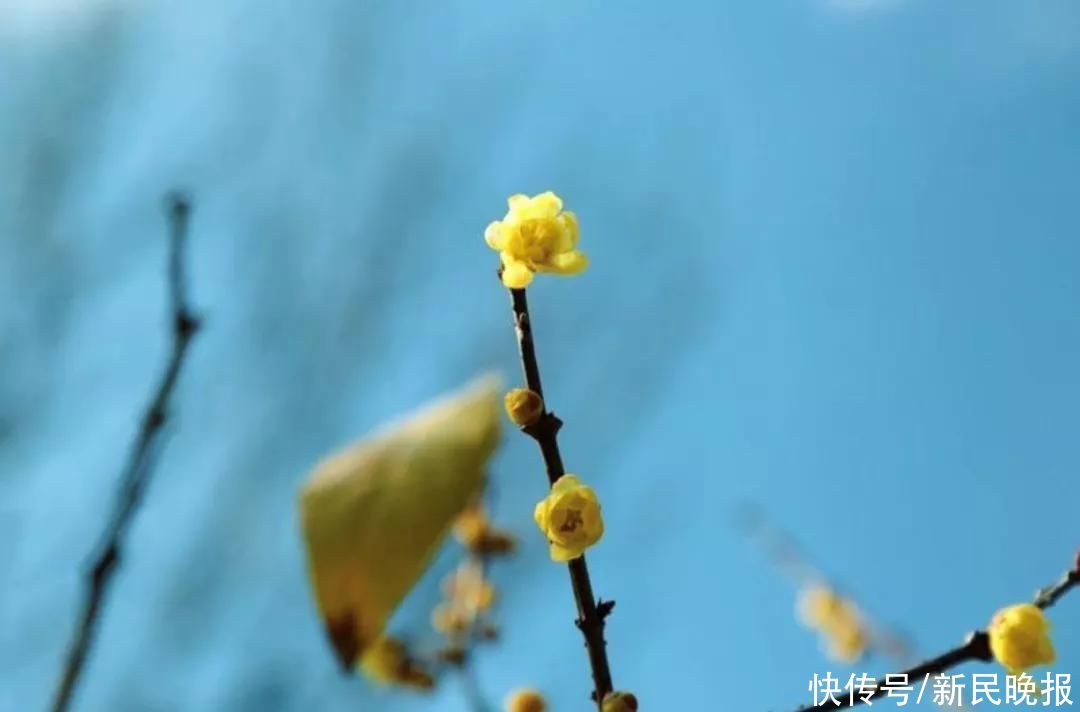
<box><xmin>1</xmin><ymin>1</ymin><xmax>1077</xmax><ymax>710</ymax></box>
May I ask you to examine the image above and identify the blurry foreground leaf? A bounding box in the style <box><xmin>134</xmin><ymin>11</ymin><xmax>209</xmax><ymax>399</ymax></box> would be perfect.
<box><xmin>299</xmin><ymin>375</ymin><xmax>502</xmax><ymax>670</ymax></box>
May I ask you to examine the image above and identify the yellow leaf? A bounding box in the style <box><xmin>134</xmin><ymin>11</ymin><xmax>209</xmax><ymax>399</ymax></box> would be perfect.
<box><xmin>299</xmin><ymin>375</ymin><xmax>502</xmax><ymax>670</ymax></box>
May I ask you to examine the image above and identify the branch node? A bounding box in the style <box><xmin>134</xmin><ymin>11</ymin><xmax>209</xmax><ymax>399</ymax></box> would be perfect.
<box><xmin>964</xmin><ymin>630</ymin><xmax>992</xmax><ymax>661</ymax></box>
<box><xmin>522</xmin><ymin>412</ymin><xmax>563</xmax><ymax>441</ymax></box>
<box><xmin>175</xmin><ymin>310</ymin><xmax>200</xmax><ymax>338</ymax></box>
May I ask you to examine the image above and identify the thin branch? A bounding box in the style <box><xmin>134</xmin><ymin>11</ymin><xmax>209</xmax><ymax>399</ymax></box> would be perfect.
<box><xmin>793</xmin><ymin>555</ymin><xmax>1080</xmax><ymax>712</ymax></box>
<box><xmin>458</xmin><ymin>660</ymin><xmax>495</xmax><ymax>712</ymax></box>
<box><xmin>505</xmin><ymin>285</ymin><xmax>615</xmax><ymax>708</ymax></box>
<box><xmin>455</xmin><ymin>509</ymin><xmax>500</xmax><ymax>712</ymax></box>
<box><xmin>49</xmin><ymin>193</ymin><xmax>201</xmax><ymax>712</ymax></box>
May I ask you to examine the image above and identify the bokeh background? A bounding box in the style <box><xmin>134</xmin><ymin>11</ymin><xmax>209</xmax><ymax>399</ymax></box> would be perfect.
<box><xmin>2</xmin><ymin>0</ymin><xmax>1078</xmax><ymax>710</ymax></box>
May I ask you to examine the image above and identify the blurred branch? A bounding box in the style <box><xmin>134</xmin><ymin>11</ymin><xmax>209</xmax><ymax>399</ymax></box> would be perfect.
<box><xmin>504</xmin><ymin>284</ymin><xmax>615</xmax><ymax>708</ymax></box>
<box><xmin>49</xmin><ymin>193</ymin><xmax>201</xmax><ymax>712</ymax></box>
<box><xmin>791</xmin><ymin>554</ymin><xmax>1080</xmax><ymax>712</ymax></box>
<box><xmin>457</xmin><ymin>650</ymin><xmax>495</xmax><ymax>712</ymax></box>
<box><xmin>734</xmin><ymin>504</ymin><xmax>915</xmax><ymax>664</ymax></box>
<box><xmin>442</xmin><ymin>490</ymin><xmax>513</xmax><ymax>712</ymax></box>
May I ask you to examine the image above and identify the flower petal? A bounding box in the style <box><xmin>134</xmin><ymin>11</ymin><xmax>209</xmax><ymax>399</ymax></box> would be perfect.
<box><xmin>550</xmin><ymin>541</ymin><xmax>582</xmax><ymax>562</ymax></box>
<box><xmin>551</xmin><ymin>474</ymin><xmax>583</xmax><ymax>495</ymax></box>
<box><xmin>557</xmin><ymin>211</ymin><xmax>579</xmax><ymax>249</ymax></box>
<box><xmin>501</xmin><ymin>259</ymin><xmax>534</xmax><ymax>289</ymax></box>
<box><xmin>484</xmin><ymin>221</ymin><xmax>506</xmax><ymax>250</ymax></box>
<box><xmin>540</xmin><ymin>250</ymin><xmax>589</xmax><ymax>275</ymax></box>
<box><xmin>507</xmin><ymin>194</ymin><xmax>530</xmax><ymax>214</ymax></box>
<box><xmin>531</xmin><ymin>191</ymin><xmax>563</xmax><ymax>218</ymax></box>
<box><xmin>533</xmin><ymin>499</ymin><xmax>548</xmax><ymax>533</ymax></box>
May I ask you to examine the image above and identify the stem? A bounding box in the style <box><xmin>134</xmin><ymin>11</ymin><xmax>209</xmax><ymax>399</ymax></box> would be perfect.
<box><xmin>459</xmin><ymin>662</ymin><xmax>495</xmax><ymax>712</ymax></box>
<box><xmin>506</xmin><ymin>286</ymin><xmax>615</xmax><ymax>707</ymax></box>
<box><xmin>793</xmin><ymin>555</ymin><xmax>1080</xmax><ymax>712</ymax></box>
<box><xmin>49</xmin><ymin>193</ymin><xmax>201</xmax><ymax>712</ymax></box>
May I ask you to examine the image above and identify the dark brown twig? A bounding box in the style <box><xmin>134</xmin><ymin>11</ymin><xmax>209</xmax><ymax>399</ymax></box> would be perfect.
<box><xmin>793</xmin><ymin>554</ymin><xmax>1080</xmax><ymax>712</ymax></box>
<box><xmin>505</xmin><ymin>285</ymin><xmax>615</xmax><ymax>708</ymax></box>
<box><xmin>49</xmin><ymin>193</ymin><xmax>201</xmax><ymax>712</ymax></box>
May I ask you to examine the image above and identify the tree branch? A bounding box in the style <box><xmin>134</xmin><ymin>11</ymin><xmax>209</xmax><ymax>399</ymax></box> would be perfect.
<box><xmin>49</xmin><ymin>193</ymin><xmax>201</xmax><ymax>712</ymax></box>
<box><xmin>504</xmin><ymin>285</ymin><xmax>615</xmax><ymax>708</ymax></box>
<box><xmin>793</xmin><ymin>554</ymin><xmax>1080</xmax><ymax>712</ymax></box>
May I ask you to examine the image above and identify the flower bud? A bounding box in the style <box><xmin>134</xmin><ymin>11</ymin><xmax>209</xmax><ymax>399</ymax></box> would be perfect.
<box><xmin>988</xmin><ymin>603</ymin><xmax>1055</xmax><ymax>675</ymax></box>
<box><xmin>505</xmin><ymin>687</ymin><xmax>547</xmax><ymax>712</ymax></box>
<box><xmin>602</xmin><ymin>691</ymin><xmax>639</xmax><ymax>712</ymax></box>
<box><xmin>504</xmin><ymin>388</ymin><xmax>544</xmax><ymax>427</ymax></box>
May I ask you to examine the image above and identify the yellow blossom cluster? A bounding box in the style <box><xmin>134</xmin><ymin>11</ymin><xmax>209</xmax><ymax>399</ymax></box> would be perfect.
<box><xmin>485</xmin><ymin>191</ymin><xmax>588</xmax><ymax>289</ymax></box>
<box><xmin>796</xmin><ymin>584</ymin><xmax>869</xmax><ymax>663</ymax></box>
<box><xmin>533</xmin><ymin>474</ymin><xmax>605</xmax><ymax>562</ymax></box>
<box><xmin>432</xmin><ymin>559</ymin><xmax>496</xmax><ymax>637</ymax></box>
<box><xmin>432</xmin><ymin>501</ymin><xmax>516</xmax><ymax>666</ymax></box>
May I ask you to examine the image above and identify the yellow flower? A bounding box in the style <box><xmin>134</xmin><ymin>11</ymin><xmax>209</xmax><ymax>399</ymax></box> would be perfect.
<box><xmin>453</xmin><ymin>504</ymin><xmax>490</xmax><ymax>550</ymax></box>
<box><xmin>431</xmin><ymin>601</ymin><xmax>470</xmax><ymax>635</ymax></box>
<box><xmin>442</xmin><ymin>560</ymin><xmax>496</xmax><ymax>612</ymax></box>
<box><xmin>796</xmin><ymin>584</ymin><xmax>868</xmax><ymax>664</ymax></box>
<box><xmin>505</xmin><ymin>688</ymin><xmax>547</xmax><ymax>712</ymax></box>
<box><xmin>533</xmin><ymin>474</ymin><xmax>604</xmax><ymax>562</ymax></box>
<box><xmin>485</xmin><ymin>191</ymin><xmax>588</xmax><ymax>289</ymax></box>
<box><xmin>827</xmin><ymin>624</ymin><xmax>869</xmax><ymax>665</ymax></box>
<box><xmin>504</xmin><ymin>387</ymin><xmax>545</xmax><ymax>427</ymax></box>
<box><xmin>359</xmin><ymin>636</ymin><xmax>434</xmax><ymax>690</ymax></box>
<box><xmin>452</xmin><ymin>502</ymin><xmax>517</xmax><ymax>555</ymax></box>
<box><xmin>602</xmin><ymin>691</ymin><xmax>639</xmax><ymax>711</ymax></box>
<box><xmin>988</xmin><ymin>603</ymin><xmax>1056</xmax><ymax>675</ymax></box>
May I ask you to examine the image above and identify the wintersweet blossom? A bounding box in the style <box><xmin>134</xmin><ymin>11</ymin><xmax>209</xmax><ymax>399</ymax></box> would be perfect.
<box><xmin>442</xmin><ymin>559</ymin><xmax>495</xmax><ymax>612</ymax></box>
<box><xmin>988</xmin><ymin>603</ymin><xmax>1056</xmax><ymax>675</ymax></box>
<box><xmin>485</xmin><ymin>191</ymin><xmax>588</xmax><ymax>289</ymax></box>
<box><xmin>797</xmin><ymin>584</ymin><xmax>869</xmax><ymax>663</ymax></box>
<box><xmin>452</xmin><ymin>503</ymin><xmax>517</xmax><ymax>555</ymax></box>
<box><xmin>533</xmin><ymin>474</ymin><xmax>604</xmax><ymax>562</ymax></box>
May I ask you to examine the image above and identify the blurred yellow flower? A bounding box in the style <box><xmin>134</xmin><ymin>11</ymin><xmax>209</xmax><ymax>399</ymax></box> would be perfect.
<box><xmin>988</xmin><ymin>603</ymin><xmax>1055</xmax><ymax>675</ymax></box>
<box><xmin>359</xmin><ymin>636</ymin><xmax>434</xmax><ymax>690</ymax></box>
<box><xmin>452</xmin><ymin>504</ymin><xmax>490</xmax><ymax>550</ymax></box>
<box><xmin>453</xmin><ymin>503</ymin><xmax>517</xmax><ymax>555</ymax></box>
<box><xmin>797</xmin><ymin>584</ymin><xmax>868</xmax><ymax>664</ymax></box>
<box><xmin>485</xmin><ymin>191</ymin><xmax>588</xmax><ymax>289</ymax></box>
<box><xmin>431</xmin><ymin>601</ymin><xmax>471</xmax><ymax>635</ymax></box>
<box><xmin>602</xmin><ymin>691</ymin><xmax>640</xmax><ymax>711</ymax></box>
<box><xmin>533</xmin><ymin>474</ymin><xmax>604</xmax><ymax>562</ymax></box>
<box><xmin>505</xmin><ymin>688</ymin><xmax>547</xmax><ymax>712</ymax></box>
<box><xmin>442</xmin><ymin>560</ymin><xmax>496</xmax><ymax>612</ymax></box>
